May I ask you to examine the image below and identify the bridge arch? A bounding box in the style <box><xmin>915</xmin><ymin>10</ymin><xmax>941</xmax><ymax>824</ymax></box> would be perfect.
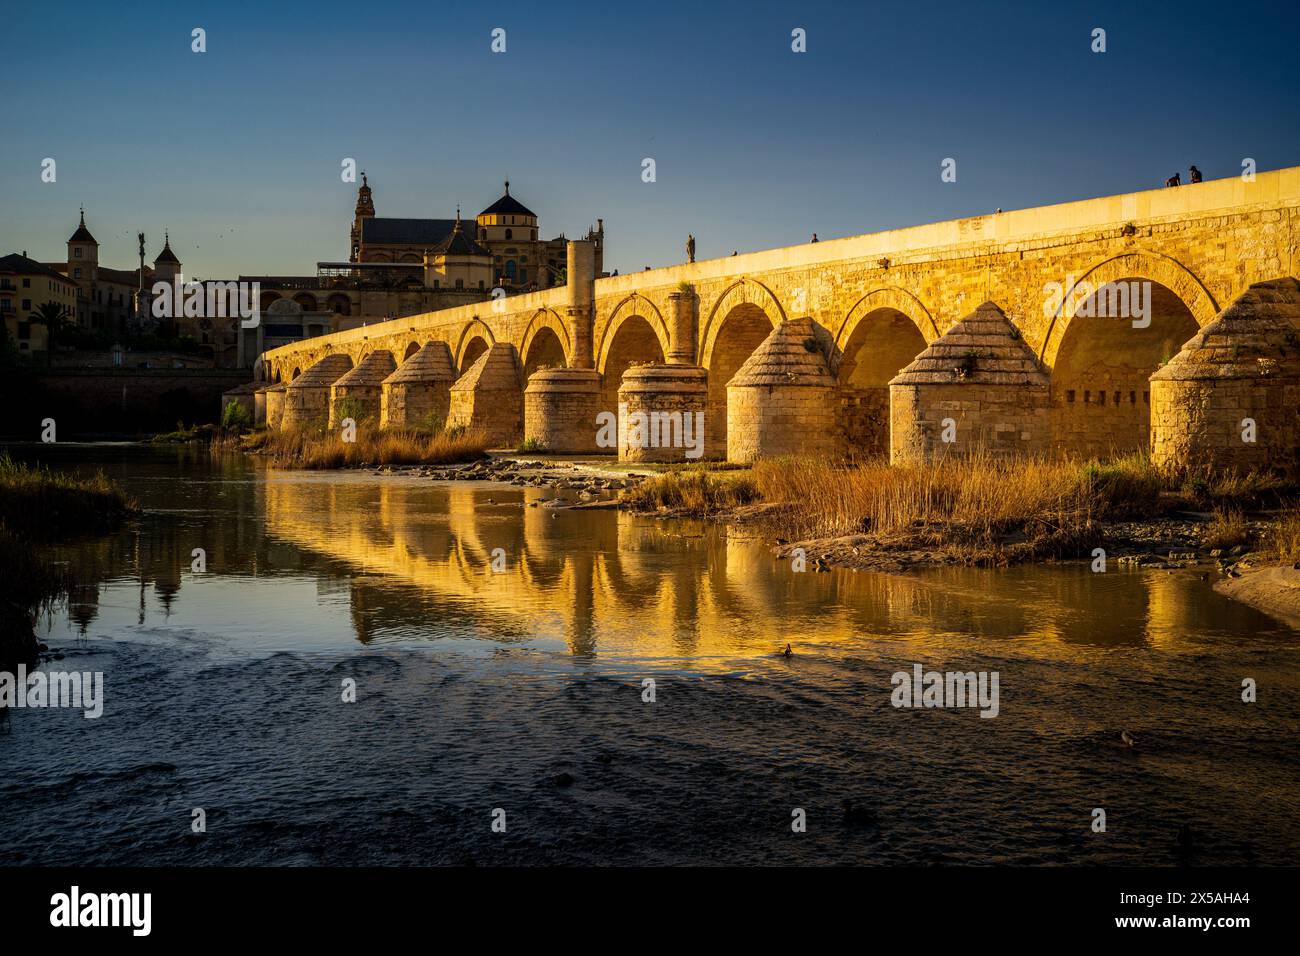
<box><xmin>1039</xmin><ymin>250</ymin><xmax>1217</xmax><ymax>368</ymax></box>
<box><xmin>833</xmin><ymin>287</ymin><xmax>937</xmax><ymax>459</ymax></box>
<box><xmin>596</xmin><ymin>295</ymin><xmax>670</xmax><ymax>414</ymax></box>
<box><xmin>453</xmin><ymin>318</ymin><xmax>496</xmax><ymax>374</ymax></box>
<box><xmin>521</xmin><ymin>309</ymin><xmax>572</xmax><ymax>381</ymax></box>
<box><xmin>700</xmin><ymin>281</ymin><xmax>783</xmax><ymax>458</ymax></box>
<box><xmin>699</xmin><ymin>278</ymin><xmax>786</xmax><ymax>369</ymax></box>
<box><xmin>1044</xmin><ymin>251</ymin><xmax>1211</xmax><ymax>458</ymax></box>
<box><xmin>596</xmin><ymin>294</ymin><xmax>671</xmax><ymax>373</ymax></box>
<box><xmin>403</xmin><ymin>341</ymin><xmax>421</xmax><ymax>361</ymax></box>
<box><xmin>832</xmin><ymin>286</ymin><xmax>939</xmax><ymax>363</ymax></box>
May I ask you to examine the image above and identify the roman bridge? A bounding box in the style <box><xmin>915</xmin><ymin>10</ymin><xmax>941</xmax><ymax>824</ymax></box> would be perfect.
<box><xmin>258</xmin><ymin>166</ymin><xmax>1300</xmax><ymax>465</ymax></box>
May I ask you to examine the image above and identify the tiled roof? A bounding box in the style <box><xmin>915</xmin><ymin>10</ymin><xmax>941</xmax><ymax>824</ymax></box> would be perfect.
<box><xmin>479</xmin><ymin>182</ymin><xmax>536</xmax><ymax>219</ymax></box>
<box><xmin>0</xmin><ymin>253</ymin><xmax>75</xmax><ymax>281</ymax></box>
<box><xmin>360</xmin><ymin>218</ymin><xmax>457</xmax><ymax>246</ymax></box>
<box><xmin>430</xmin><ymin>219</ymin><xmax>491</xmax><ymax>258</ymax></box>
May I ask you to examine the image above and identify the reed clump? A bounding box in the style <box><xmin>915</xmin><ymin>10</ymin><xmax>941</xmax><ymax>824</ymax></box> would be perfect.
<box><xmin>0</xmin><ymin>453</ymin><xmax>135</xmax><ymax>539</ymax></box>
<box><xmin>250</xmin><ymin>425</ymin><xmax>488</xmax><ymax>470</ymax></box>
<box><xmin>1270</xmin><ymin>509</ymin><xmax>1300</xmax><ymax>561</ymax></box>
<box><xmin>1201</xmin><ymin>507</ymin><xmax>1250</xmax><ymax>551</ymax></box>
<box><xmin>747</xmin><ymin>452</ymin><xmax>1134</xmax><ymax>553</ymax></box>
<box><xmin>620</xmin><ymin>469</ymin><xmax>760</xmax><ymax>515</ymax></box>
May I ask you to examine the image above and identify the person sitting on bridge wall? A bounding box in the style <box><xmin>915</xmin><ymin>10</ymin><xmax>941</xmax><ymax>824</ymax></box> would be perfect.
<box><xmin>1166</xmin><ymin>172</ymin><xmax>1181</xmax><ymax>187</ymax></box>
<box><xmin>1189</xmin><ymin>165</ymin><xmax>1203</xmax><ymax>183</ymax></box>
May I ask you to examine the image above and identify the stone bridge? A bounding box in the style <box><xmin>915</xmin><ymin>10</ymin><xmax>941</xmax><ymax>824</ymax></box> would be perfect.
<box><xmin>258</xmin><ymin>166</ymin><xmax>1300</xmax><ymax>466</ymax></box>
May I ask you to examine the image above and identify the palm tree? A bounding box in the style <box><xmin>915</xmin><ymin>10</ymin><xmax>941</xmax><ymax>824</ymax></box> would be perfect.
<box><xmin>27</xmin><ymin>301</ymin><xmax>69</xmax><ymax>366</ymax></box>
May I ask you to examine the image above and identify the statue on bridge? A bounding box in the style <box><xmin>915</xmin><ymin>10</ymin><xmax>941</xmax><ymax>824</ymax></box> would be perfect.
<box><xmin>686</xmin><ymin>234</ymin><xmax>695</xmax><ymax>263</ymax></box>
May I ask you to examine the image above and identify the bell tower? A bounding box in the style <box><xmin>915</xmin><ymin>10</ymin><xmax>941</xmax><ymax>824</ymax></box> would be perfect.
<box><xmin>67</xmin><ymin>206</ymin><xmax>99</xmax><ymax>287</ymax></box>
<box><xmin>350</xmin><ymin>172</ymin><xmax>376</xmax><ymax>262</ymax></box>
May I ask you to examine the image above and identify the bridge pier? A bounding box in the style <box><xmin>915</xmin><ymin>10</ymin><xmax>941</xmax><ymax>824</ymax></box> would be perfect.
<box><xmin>380</xmin><ymin>341</ymin><xmax>456</xmax><ymax>430</ymax></box>
<box><xmin>523</xmin><ymin>367</ymin><xmax>604</xmax><ymax>453</ymax></box>
<box><xmin>1150</xmin><ymin>278</ymin><xmax>1300</xmax><ymax>476</ymax></box>
<box><xmin>726</xmin><ymin>317</ymin><xmax>840</xmax><ymax>463</ymax></box>
<box><xmin>888</xmin><ymin>302</ymin><xmax>1051</xmax><ymax>463</ymax></box>
<box><xmin>448</xmin><ymin>342</ymin><xmax>524</xmax><ymax>448</ymax></box>
<box><xmin>257</xmin><ymin>383</ymin><xmax>285</xmax><ymax>428</ymax></box>
<box><xmin>282</xmin><ymin>354</ymin><xmax>353</xmax><ymax>429</ymax></box>
<box><xmin>329</xmin><ymin>350</ymin><xmax>395</xmax><ymax>428</ymax></box>
<box><xmin>617</xmin><ymin>364</ymin><xmax>709</xmax><ymax>462</ymax></box>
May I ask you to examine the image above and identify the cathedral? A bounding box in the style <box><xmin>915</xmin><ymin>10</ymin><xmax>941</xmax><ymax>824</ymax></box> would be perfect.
<box><xmin>238</xmin><ymin>175</ymin><xmax>606</xmax><ymax>364</ymax></box>
<box><xmin>348</xmin><ymin>174</ymin><xmax>603</xmax><ymax>291</ymax></box>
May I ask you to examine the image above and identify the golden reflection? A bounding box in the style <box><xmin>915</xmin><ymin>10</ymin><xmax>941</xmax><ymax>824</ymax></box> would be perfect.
<box><xmin>260</xmin><ymin>471</ymin><xmax>1212</xmax><ymax>660</ymax></box>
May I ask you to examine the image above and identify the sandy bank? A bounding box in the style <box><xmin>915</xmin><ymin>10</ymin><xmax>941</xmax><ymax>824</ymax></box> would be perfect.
<box><xmin>1214</xmin><ymin>565</ymin><xmax>1300</xmax><ymax>628</ymax></box>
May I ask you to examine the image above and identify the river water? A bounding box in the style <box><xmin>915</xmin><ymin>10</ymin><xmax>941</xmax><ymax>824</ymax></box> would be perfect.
<box><xmin>2</xmin><ymin>443</ymin><xmax>1298</xmax><ymax>866</ymax></box>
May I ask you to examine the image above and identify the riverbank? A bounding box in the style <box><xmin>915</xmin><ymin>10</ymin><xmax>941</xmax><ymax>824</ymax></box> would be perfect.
<box><xmin>0</xmin><ymin>454</ymin><xmax>135</xmax><ymax>670</ymax></box>
<box><xmin>619</xmin><ymin>454</ymin><xmax>1300</xmax><ymax>574</ymax></box>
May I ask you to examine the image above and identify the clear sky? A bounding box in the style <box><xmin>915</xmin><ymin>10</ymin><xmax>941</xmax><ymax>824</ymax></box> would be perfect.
<box><xmin>3</xmin><ymin>0</ymin><xmax>1298</xmax><ymax>279</ymax></box>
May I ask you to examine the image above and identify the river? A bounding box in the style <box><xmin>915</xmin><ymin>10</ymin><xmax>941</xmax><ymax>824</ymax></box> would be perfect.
<box><xmin>2</xmin><ymin>443</ymin><xmax>1297</xmax><ymax>865</ymax></box>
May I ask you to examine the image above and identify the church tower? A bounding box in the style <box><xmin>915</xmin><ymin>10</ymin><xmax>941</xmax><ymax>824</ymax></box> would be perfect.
<box><xmin>153</xmin><ymin>230</ymin><xmax>181</xmax><ymax>283</ymax></box>
<box><xmin>67</xmin><ymin>206</ymin><xmax>99</xmax><ymax>288</ymax></box>
<box><xmin>350</xmin><ymin>172</ymin><xmax>376</xmax><ymax>262</ymax></box>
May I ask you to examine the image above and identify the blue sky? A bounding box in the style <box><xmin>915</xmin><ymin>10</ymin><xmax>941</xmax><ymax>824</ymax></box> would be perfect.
<box><xmin>3</xmin><ymin>0</ymin><xmax>1298</xmax><ymax>278</ymax></box>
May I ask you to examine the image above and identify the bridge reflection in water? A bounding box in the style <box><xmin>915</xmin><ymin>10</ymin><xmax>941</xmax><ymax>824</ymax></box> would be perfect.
<box><xmin>253</xmin><ymin>471</ymin><xmax>1253</xmax><ymax>661</ymax></box>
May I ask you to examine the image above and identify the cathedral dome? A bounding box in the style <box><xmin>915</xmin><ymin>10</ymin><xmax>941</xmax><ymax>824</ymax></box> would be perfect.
<box><xmin>478</xmin><ymin>181</ymin><xmax>536</xmax><ymax>219</ymax></box>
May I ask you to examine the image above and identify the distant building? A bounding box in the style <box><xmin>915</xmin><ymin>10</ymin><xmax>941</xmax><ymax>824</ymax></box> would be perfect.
<box><xmin>245</xmin><ymin>176</ymin><xmax>607</xmax><ymax>364</ymax></box>
<box><xmin>43</xmin><ymin>208</ymin><xmax>167</xmax><ymax>334</ymax></box>
<box><xmin>351</xmin><ymin>176</ymin><xmax>602</xmax><ymax>291</ymax></box>
<box><xmin>13</xmin><ymin>179</ymin><xmax>606</xmax><ymax>369</ymax></box>
<box><xmin>0</xmin><ymin>253</ymin><xmax>80</xmax><ymax>356</ymax></box>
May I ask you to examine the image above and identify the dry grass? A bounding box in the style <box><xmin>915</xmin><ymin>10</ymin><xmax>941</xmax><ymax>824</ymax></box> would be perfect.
<box><xmin>620</xmin><ymin>469</ymin><xmax>760</xmax><ymax>515</ymax></box>
<box><xmin>747</xmin><ymin>452</ymin><xmax>1162</xmax><ymax>547</ymax></box>
<box><xmin>1177</xmin><ymin>466</ymin><xmax>1290</xmax><ymax>507</ymax></box>
<box><xmin>251</xmin><ymin>425</ymin><xmax>489</xmax><ymax>470</ymax></box>
<box><xmin>1202</xmin><ymin>507</ymin><xmax>1250</xmax><ymax>551</ymax></box>
<box><xmin>0</xmin><ymin>453</ymin><xmax>135</xmax><ymax>539</ymax></box>
<box><xmin>1270</xmin><ymin>510</ymin><xmax>1300</xmax><ymax>561</ymax></box>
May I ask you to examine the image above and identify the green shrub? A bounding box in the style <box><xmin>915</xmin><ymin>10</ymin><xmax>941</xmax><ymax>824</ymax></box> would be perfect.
<box><xmin>221</xmin><ymin>400</ymin><xmax>253</xmax><ymax>431</ymax></box>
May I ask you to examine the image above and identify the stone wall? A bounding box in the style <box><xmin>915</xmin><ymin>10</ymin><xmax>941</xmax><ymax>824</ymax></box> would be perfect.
<box><xmin>1151</xmin><ymin>378</ymin><xmax>1300</xmax><ymax>474</ymax></box>
<box><xmin>890</xmin><ymin>383</ymin><xmax>1052</xmax><ymax>463</ymax></box>
<box><xmin>727</xmin><ymin>384</ymin><xmax>839</xmax><ymax>462</ymax></box>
